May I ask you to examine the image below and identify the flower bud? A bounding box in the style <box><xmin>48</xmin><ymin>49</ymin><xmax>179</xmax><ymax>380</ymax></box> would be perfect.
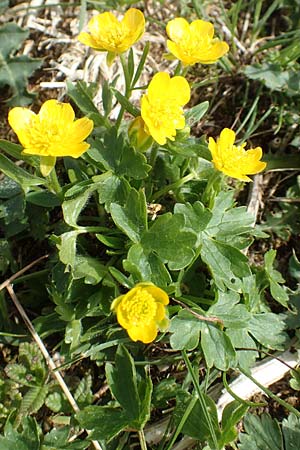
<box><xmin>128</xmin><ymin>116</ymin><xmax>153</xmax><ymax>152</ymax></box>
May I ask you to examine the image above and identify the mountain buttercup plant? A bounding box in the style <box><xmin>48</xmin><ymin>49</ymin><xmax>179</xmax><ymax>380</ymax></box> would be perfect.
<box><xmin>1</xmin><ymin>3</ymin><xmax>295</xmax><ymax>450</ymax></box>
<box><xmin>8</xmin><ymin>99</ymin><xmax>93</xmax><ymax>176</ymax></box>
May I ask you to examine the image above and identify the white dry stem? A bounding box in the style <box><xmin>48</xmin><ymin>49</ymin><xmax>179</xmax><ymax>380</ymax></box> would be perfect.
<box><xmin>5</xmin><ymin>282</ymin><xmax>103</xmax><ymax>450</ymax></box>
<box><xmin>246</xmin><ymin>173</ymin><xmax>264</xmax><ymax>225</ymax></box>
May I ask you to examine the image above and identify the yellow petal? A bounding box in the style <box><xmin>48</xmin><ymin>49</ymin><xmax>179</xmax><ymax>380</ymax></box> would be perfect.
<box><xmin>145</xmin><ymin>285</ymin><xmax>169</xmax><ymax>305</ymax></box>
<box><xmin>8</xmin><ymin>107</ymin><xmax>35</xmax><ymax>147</ymax></box>
<box><xmin>69</xmin><ymin>117</ymin><xmax>94</xmax><ymax>143</ymax></box>
<box><xmin>166</xmin><ymin>40</ymin><xmax>189</xmax><ymax>64</ymax></box>
<box><xmin>127</xmin><ymin>323</ymin><xmax>158</xmax><ymax>343</ymax></box>
<box><xmin>110</xmin><ymin>295</ymin><xmax>123</xmax><ymax>311</ymax></box>
<box><xmin>123</xmin><ymin>8</ymin><xmax>145</xmax><ymax>38</ymax></box>
<box><xmin>166</xmin><ymin>18</ymin><xmax>190</xmax><ymax>42</ymax></box>
<box><xmin>147</xmin><ymin>72</ymin><xmax>171</xmax><ymax>100</ymax></box>
<box><xmin>208</xmin><ymin>136</ymin><xmax>217</xmax><ymax>155</ymax></box>
<box><xmin>155</xmin><ymin>303</ymin><xmax>166</xmax><ymax>322</ymax></box>
<box><xmin>39</xmin><ymin>100</ymin><xmax>75</xmax><ymax>127</ymax></box>
<box><xmin>78</xmin><ymin>31</ymin><xmax>104</xmax><ymax>50</ymax></box>
<box><xmin>200</xmin><ymin>41</ymin><xmax>229</xmax><ymax>64</ymax></box>
<box><xmin>190</xmin><ymin>20</ymin><xmax>214</xmax><ymax>39</ymax></box>
<box><xmin>169</xmin><ymin>76</ymin><xmax>190</xmax><ymax>104</ymax></box>
<box><xmin>219</xmin><ymin>128</ymin><xmax>236</xmax><ymax>148</ymax></box>
<box><xmin>89</xmin><ymin>12</ymin><xmax>118</xmax><ymax>36</ymax></box>
<box><xmin>116</xmin><ymin>303</ymin><xmax>130</xmax><ymax>329</ymax></box>
<box><xmin>47</xmin><ymin>142</ymin><xmax>90</xmax><ymax>158</ymax></box>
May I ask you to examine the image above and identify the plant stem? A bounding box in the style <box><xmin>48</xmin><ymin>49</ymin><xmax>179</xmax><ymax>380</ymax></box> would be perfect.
<box><xmin>138</xmin><ymin>429</ymin><xmax>148</xmax><ymax>450</ymax></box>
<box><xmin>115</xmin><ymin>53</ymin><xmax>131</xmax><ymax>129</ymax></box>
<box><xmin>182</xmin><ymin>351</ymin><xmax>219</xmax><ymax>449</ymax></box>
<box><xmin>238</xmin><ymin>366</ymin><xmax>300</xmax><ymax>418</ymax></box>
<box><xmin>151</xmin><ymin>173</ymin><xmax>195</xmax><ymax>202</ymax></box>
<box><xmin>47</xmin><ymin>167</ymin><xmax>63</xmax><ymax>199</ymax></box>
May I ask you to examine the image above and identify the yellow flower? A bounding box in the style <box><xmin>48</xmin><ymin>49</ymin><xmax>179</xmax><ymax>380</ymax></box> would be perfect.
<box><xmin>208</xmin><ymin>128</ymin><xmax>267</xmax><ymax>181</ymax></box>
<box><xmin>8</xmin><ymin>100</ymin><xmax>93</xmax><ymax>175</ymax></box>
<box><xmin>78</xmin><ymin>8</ymin><xmax>145</xmax><ymax>60</ymax></box>
<box><xmin>111</xmin><ymin>282</ymin><xmax>169</xmax><ymax>344</ymax></box>
<box><xmin>166</xmin><ymin>18</ymin><xmax>229</xmax><ymax>66</ymax></box>
<box><xmin>141</xmin><ymin>72</ymin><xmax>190</xmax><ymax>146</ymax></box>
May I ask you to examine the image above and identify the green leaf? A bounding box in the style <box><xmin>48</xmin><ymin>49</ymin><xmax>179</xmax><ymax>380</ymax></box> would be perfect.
<box><xmin>0</xmin><ymin>23</ymin><xmax>42</xmax><ymax>105</ymax></box>
<box><xmin>220</xmin><ymin>401</ymin><xmax>249</xmax><ymax>447</ymax></box>
<box><xmin>244</xmin><ymin>63</ymin><xmax>300</xmax><ymax>95</ymax></box>
<box><xmin>248</xmin><ymin>313</ymin><xmax>287</xmax><ymax>350</ymax></box>
<box><xmin>65</xmin><ymin>319</ymin><xmax>82</xmax><ymax>350</ymax></box>
<box><xmin>141</xmin><ymin>213</ymin><xmax>196</xmax><ymax>270</ymax></box>
<box><xmin>123</xmin><ymin>243</ymin><xmax>172</xmax><ymax>286</ymax></box>
<box><xmin>226</xmin><ymin>328</ymin><xmax>258</xmax><ymax>370</ymax></box>
<box><xmin>66</xmin><ymin>80</ymin><xmax>105</xmax><ymax>126</ymax></box>
<box><xmin>42</xmin><ymin>427</ymin><xmax>90</xmax><ymax>449</ymax></box>
<box><xmin>105</xmin><ymin>345</ymin><xmax>152</xmax><ymax>430</ymax></box>
<box><xmin>185</xmin><ymin>101</ymin><xmax>209</xmax><ymax>127</ymax></box>
<box><xmin>72</xmin><ymin>256</ymin><xmax>106</xmax><ymax>285</ymax></box>
<box><xmin>282</xmin><ymin>413</ymin><xmax>300</xmax><ymax>450</ymax></box>
<box><xmin>0</xmin><ymin>417</ymin><xmax>40</xmax><ymax>450</ymax></box>
<box><xmin>74</xmin><ymin>374</ymin><xmax>93</xmax><ymax>407</ymax></box>
<box><xmin>238</xmin><ymin>413</ymin><xmax>283</xmax><ymax>450</ymax></box>
<box><xmin>26</xmin><ymin>191</ymin><xmax>61</xmax><ymax>207</ymax></box>
<box><xmin>201</xmin><ymin>236</ymin><xmax>251</xmax><ymax>291</ymax></box>
<box><xmin>0</xmin><ymin>154</ymin><xmax>44</xmax><ymax>189</ymax></box>
<box><xmin>111</xmin><ymin>87</ymin><xmax>140</xmax><ymax>117</ymax></box>
<box><xmin>76</xmin><ymin>406</ymin><xmax>129</xmax><ymax>441</ymax></box>
<box><xmin>94</xmin><ymin>172</ymin><xmax>130</xmax><ymax>211</ymax></box>
<box><xmin>63</xmin><ymin>180</ymin><xmax>98</xmax><ymax>227</ymax></box>
<box><xmin>289</xmin><ymin>250</ymin><xmax>300</xmax><ymax>281</ymax></box>
<box><xmin>207</xmin><ymin>191</ymin><xmax>255</xmax><ymax>241</ymax></box>
<box><xmin>45</xmin><ymin>392</ymin><xmax>64</xmax><ymax>413</ymax></box>
<box><xmin>105</xmin><ymin>345</ymin><xmax>140</xmax><ymax>419</ymax></box>
<box><xmin>169</xmin><ymin>310</ymin><xmax>202</xmax><ymax>350</ymax></box>
<box><xmin>17</xmin><ymin>385</ymin><xmax>48</xmax><ymax>419</ymax></box>
<box><xmin>0</xmin><ymin>139</ymin><xmax>39</xmax><ymax>167</ymax></box>
<box><xmin>131</xmin><ymin>42</ymin><xmax>149</xmax><ymax>88</ymax></box>
<box><xmin>0</xmin><ymin>192</ymin><xmax>25</xmax><ymax>225</ymax></box>
<box><xmin>57</xmin><ymin>231</ymin><xmax>84</xmax><ymax>270</ymax></box>
<box><xmin>174</xmin><ymin>391</ymin><xmax>220</xmax><ymax>442</ymax></box>
<box><xmin>0</xmin><ymin>175</ymin><xmax>22</xmax><ymax>198</ymax></box>
<box><xmin>110</xmin><ymin>188</ymin><xmax>147</xmax><ymax>243</ymax></box>
<box><xmin>89</xmin><ymin>128</ymin><xmax>150</xmax><ymax>179</ymax></box>
<box><xmin>264</xmin><ymin>250</ymin><xmax>289</xmax><ymax>307</ymax></box>
<box><xmin>174</xmin><ymin>201</ymin><xmax>212</xmax><ymax>245</ymax></box>
<box><xmin>201</xmin><ymin>324</ymin><xmax>236</xmax><ymax>370</ymax></box>
<box><xmin>208</xmin><ymin>291</ymin><xmax>251</xmax><ymax>328</ymax></box>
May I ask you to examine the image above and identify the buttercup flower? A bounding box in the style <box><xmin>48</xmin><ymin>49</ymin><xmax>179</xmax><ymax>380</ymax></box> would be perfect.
<box><xmin>208</xmin><ymin>128</ymin><xmax>267</xmax><ymax>181</ymax></box>
<box><xmin>111</xmin><ymin>282</ymin><xmax>169</xmax><ymax>344</ymax></box>
<box><xmin>78</xmin><ymin>8</ymin><xmax>145</xmax><ymax>64</ymax></box>
<box><xmin>141</xmin><ymin>72</ymin><xmax>190</xmax><ymax>145</ymax></box>
<box><xmin>8</xmin><ymin>99</ymin><xmax>93</xmax><ymax>176</ymax></box>
<box><xmin>166</xmin><ymin>18</ymin><xmax>229</xmax><ymax>66</ymax></box>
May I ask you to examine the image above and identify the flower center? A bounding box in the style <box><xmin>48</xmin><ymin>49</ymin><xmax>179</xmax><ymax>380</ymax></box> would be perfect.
<box><xmin>27</xmin><ymin>116</ymin><xmax>66</xmax><ymax>154</ymax></box>
<box><xmin>147</xmin><ymin>98</ymin><xmax>183</xmax><ymax>130</ymax></box>
<box><xmin>122</xmin><ymin>288</ymin><xmax>157</xmax><ymax>326</ymax></box>
<box><xmin>219</xmin><ymin>144</ymin><xmax>246</xmax><ymax>169</ymax></box>
<box><xmin>181</xmin><ymin>33</ymin><xmax>212</xmax><ymax>56</ymax></box>
<box><xmin>100</xmin><ymin>23</ymin><xmax>131</xmax><ymax>48</ymax></box>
